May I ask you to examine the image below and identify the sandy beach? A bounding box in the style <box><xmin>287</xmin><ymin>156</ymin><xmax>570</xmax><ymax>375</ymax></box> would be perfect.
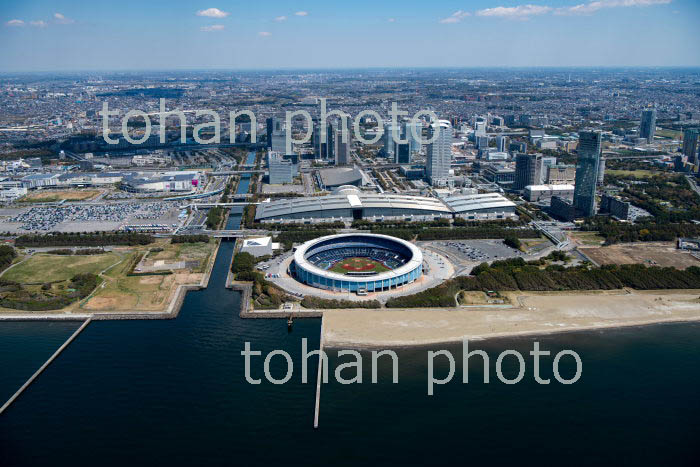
<box><xmin>322</xmin><ymin>290</ymin><xmax>700</xmax><ymax>348</ymax></box>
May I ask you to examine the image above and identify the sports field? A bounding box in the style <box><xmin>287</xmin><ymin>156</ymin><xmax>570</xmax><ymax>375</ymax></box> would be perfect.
<box><xmin>329</xmin><ymin>257</ymin><xmax>391</xmax><ymax>275</ymax></box>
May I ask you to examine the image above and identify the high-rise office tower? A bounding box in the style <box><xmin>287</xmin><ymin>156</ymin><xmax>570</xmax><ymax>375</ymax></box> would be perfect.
<box><xmin>639</xmin><ymin>108</ymin><xmax>657</xmax><ymax>144</ymax></box>
<box><xmin>683</xmin><ymin>128</ymin><xmax>699</xmax><ymax>165</ymax></box>
<box><xmin>514</xmin><ymin>153</ymin><xmax>543</xmax><ymax>190</ymax></box>
<box><xmin>394</xmin><ymin>141</ymin><xmax>411</xmax><ymax>164</ymax></box>
<box><xmin>474</xmin><ymin>118</ymin><xmax>487</xmax><ymax>137</ymax></box>
<box><xmin>404</xmin><ymin>120</ymin><xmax>422</xmax><ymax>154</ymax></box>
<box><xmin>313</xmin><ymin>121</ymin><xmax>335</xmax><ymax>160</ymax></box>
<box><xmin>268</xmin><ymin>151</ymin><xmax>293</xmax><ymax>184</ymax></box>
<box><xmin>573</xmin><ymin>131</ymin><xmax>602</xmax><ymax>217</ymax></box>
<box><xmin>267</xmin><ymin>116</ymin><xmax>286</xmax><ymax>153</ymax></box>
<box><xmin>334</xmin><ymin>126</ymin><xmax>351</xmax><ymax>166</ymax></box>
<box><xmin>476</xmin><ymin>135</ymin><xmax>489</xmax><ymax>150</ymax></box>
<box><xmin>383</xmin><ymin>123</ymin><xmax>400</xmax><ymax>159</ymax></box>
<box><xmin>426</xmin><ymin>120</ymin><xmax>453</xmax><ymax>187</ymax></box>
<box><xmin>496</xmin><ymin>134</ymin><xmax>508</xmax><ymax>152</ymax></box>
<box><xmin>266</xmin><ymin>117</ymin><xmax>282</xmax><ymax>148</ymax></box>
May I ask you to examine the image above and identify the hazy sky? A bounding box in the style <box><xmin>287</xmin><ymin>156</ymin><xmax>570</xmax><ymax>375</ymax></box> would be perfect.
<box><xmin>1</xmin><ymin>0</ymin><xmax>698</xmax><ymax>71</ymax></box>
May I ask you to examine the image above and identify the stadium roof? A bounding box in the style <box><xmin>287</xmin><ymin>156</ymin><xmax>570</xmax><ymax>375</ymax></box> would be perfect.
<box><xmin>293</xmin><ymin>233</ymin><xmax>423</xmax><ymax>284</ymax></box>
<box><xmin>442</xmin><ymin>193</ymin><xmax>516</xmax><ymax>213</ymax></box>
<box><xmin>256</xmin><ymin>192</ymin><xmax>452</xmax><ymax>220</ymax></box>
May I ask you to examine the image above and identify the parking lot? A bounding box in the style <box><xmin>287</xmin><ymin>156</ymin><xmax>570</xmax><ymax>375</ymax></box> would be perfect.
<box><xmin>424</xmin><ymin>239</ymin><xmax>525</xmax><ymax>263</ymax></box>
<box><xmin>2</xmin><ymin>201</ymin><xmax>182</xmax><ymax>233</ymax></box>
<box><xmin>421</xmin><ymin>239</ymin><xmax>554</xmax><ymax>276</ymax></box>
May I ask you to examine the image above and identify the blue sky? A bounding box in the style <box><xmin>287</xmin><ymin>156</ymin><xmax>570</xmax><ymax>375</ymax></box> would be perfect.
<box><xmin>1</xmin><ymin>0</ymin><xmax>698</xmax><ymax>71</ymax></box>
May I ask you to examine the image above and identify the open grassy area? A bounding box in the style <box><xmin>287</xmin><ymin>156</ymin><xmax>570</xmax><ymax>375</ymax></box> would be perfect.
<box><xmin>568</xmin><ymin>231</ymin><xmax>605</xmax><ymax>246</ymax></box>
<box><xmin>656</xmin><ymin>128</ymin><xmax>682</xmax><ymax>140</ymax></box>
<box><xmin>148</xmin><ymin>241</ymin><xmax>214</xmax><ymax>272</ymax></box>
<box><xmin>19</xmin><ymin>189</ymin><xmax>101</xmax><ymax>203</ymax></box>
<box><xmin>606</xmin><ymin>169</ymin><xmax>663</xmax><ymax>179</ymax></box>
<box><xmin>580</xmin><ymin>242</ymin><xmax>700</xmax><ymax>269</ymax></box>
<box><xmin>2</xmin><ymin>252</ymin><xmax>121</xmax><ymax>284</ymax></box>
<box><xmin>82</xmin><ymin>239</ymin><xmax>217</xmax><ymax>311</ymax></box>
<box><xmin>329</xmin><ymin>257</ymin><xmax>391</xmax><ymax>275</ymax></box>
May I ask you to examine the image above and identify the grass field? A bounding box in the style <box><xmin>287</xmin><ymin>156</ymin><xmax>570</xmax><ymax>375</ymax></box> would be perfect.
<box><xmin>329</xmin><ymin>257</ymin><xmax>391</xmax><ymax>275</ymax></box>
<box><xmin>580</xmin><ymin>242</ymin><xmax>700</xmax><ymax>269</ymax></box>
<box><xmin>656</xmin><ymin>128</ymin><xmax>682</xmax><ymax>140</ymax></box>
<box><xmin>568</xmin><ymin>231</ymin><xmax>605</xmax><ymax>246</ymax></box>
<box><xmin>19</xmin><ymin>189</ymin><xmax>101</xmax><ymax>203</ymax></box>
<box><xmin>606</xmin><ymin>169</ymin><xmax>666</xmax><ymax>179</ymax></box>
<box><xmin>82</xmin><ymin>239</ymin><xmax>217</xmax><ymax>311</ymax></box>
<box><xmin>2</xmin><ymin>252</ymin><xmax>121</xmax><ymax>283</ymax></box>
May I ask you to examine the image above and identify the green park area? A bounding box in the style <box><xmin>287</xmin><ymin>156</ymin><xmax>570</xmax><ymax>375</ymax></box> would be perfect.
<box><xmin>3</xmin><ymin>252</ymin><xmax>122</xmax><ymax>284</ymax></box>
<box><xmin>0</xmin><ymin>238</ymin><xmax>217</xmax><ymax>313</ymax></box>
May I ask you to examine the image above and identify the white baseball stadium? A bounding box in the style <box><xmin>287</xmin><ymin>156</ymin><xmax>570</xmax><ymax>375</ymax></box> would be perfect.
<box><xmin>291</xmin><ymin>233</ymin><xmax>423</xmax><ymax>294</ymax></box>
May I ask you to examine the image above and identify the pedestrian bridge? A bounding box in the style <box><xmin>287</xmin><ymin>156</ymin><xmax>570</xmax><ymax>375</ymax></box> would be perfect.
<box><xmin>210</xmin><ymin>229</ymin><xmax>271</xmax><ymax>238</ymax></box>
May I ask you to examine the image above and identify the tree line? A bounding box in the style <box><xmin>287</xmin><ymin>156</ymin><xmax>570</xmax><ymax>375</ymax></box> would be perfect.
<box><xmin>386</xmin><ymin>258</ymin><xmax>700</xmax><ymax>308</ymax></box>
<box><xmin>15</xmin><ymin>232</ymin><xmax>154</xmax><ymax>247</ymax></box>
<box><xmin>206</xmin><ymin>206</ymin><xmax>225</xmax><ymax>230</ymax></box>
<box><xmin>0</xmin><ymin>245</ymin><xmax>17</xmax><ymax>275</ymax></box>
<box><xmin>582</xmin><ymin>218</ymin><xmax>700</xmax><ymax>245</ymax></box>
<box><xmin>370</xmin><ymin>227</ymin><xmax>540</xmax><ymax>241</ymax></box>
<box><xmin>231</xmin><ymin>252</ymin><xmax>291</xmax><ymax>309</ymax></box>
<box><xmin>171</xmin><ymin>235</ymin><xmax>210</xmax><ymax>244</ymax></box>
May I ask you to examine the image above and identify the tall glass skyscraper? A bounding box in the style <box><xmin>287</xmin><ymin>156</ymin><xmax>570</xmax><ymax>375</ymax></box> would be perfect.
<box><xmin>682</xmin><ymin>128</ymin><xmax>699</xmax><ymax>165</ymax></box>
<box><xmin>573</xmin><ymin>131</ymin><xmax>602</xmax><ymax>217</ymax></box>
<box><xmin>404</xmin><ymin>120</ymin><xmax>423</xmax><ymax>155</ymax></box>
<box><xmin>639</xmin><ymin>108</ymin><xmax>657</xmax><ymax>143</ymax></box>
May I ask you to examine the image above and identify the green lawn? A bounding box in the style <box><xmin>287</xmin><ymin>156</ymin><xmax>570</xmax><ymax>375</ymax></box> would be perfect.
<box><xmin>329</xmin><ymin>257</ymin><xmax>391</xmax><ymax>275</ymax></box>
<box><xmin>569</xmin><ymin>231</ymin><xmax>605</xmax><ymax>246</ymax></box>
<box><xmin>606</xmin><ymin>169</ymin><xmax>663</xmax><ymax>179</ymax></box>
<box><xmin>2</xmin><ymin>252</ymin><xmax>122</xmax><ymax>284</ymax></box>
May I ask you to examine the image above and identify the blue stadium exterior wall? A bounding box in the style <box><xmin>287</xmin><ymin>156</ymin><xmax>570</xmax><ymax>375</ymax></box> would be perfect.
<box><xmin>292</xmin><ymin>233</ymin><xmax>423</xmax><ymax>293</ymax></box>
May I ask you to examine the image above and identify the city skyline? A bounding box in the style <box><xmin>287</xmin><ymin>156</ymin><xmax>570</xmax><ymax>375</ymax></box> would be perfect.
<box><xmin>1</xmin><ymin>0</ymin><xmax>699</xmax><ymax>72</ymax></box>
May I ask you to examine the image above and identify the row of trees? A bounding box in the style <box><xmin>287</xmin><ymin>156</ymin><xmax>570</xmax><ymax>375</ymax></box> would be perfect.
<box><xmin>171</xmin><ymin>235</ymin><xmax>210</xmax><ymax>244</ymax></box>
<box><xmin>386</xmin><ymin>259</ymin><xmax>700</xmax><ymax>308</ymax></box>
<box><xmin>0</xmin><ymin>245</ymin><xmax>17</xmax><ymax>274</ymax></box>
<box><xmin>274</xmin><ymin>230</ymin><xmax>337</xmax><ymax>250</ymax></box>
<box><xmin>15</xmin><ymin>232</ymin><xmax>154</xmax><ymax>247</ymax></box>
<box><xmin>206</xmin><ymin>206</ymin><xmax>225</xmax><ymax>230</ymax></box>
<box><xmin>231</xmin><ymin>252</ymin><xmax>290</xmax><ymax>309</ymax></box>
<box><xmin>45</xmin><ymin>248</ymin><xmax>106</xmax><ymax>255</ymax></box>
<box><xmin>582</xmin><ymin>218</ymin><xmax>700</xmax><ymax>245</ymax></box>
<box><xmin>370</xmin><ymin>227</ymin><xmax>540</xmax><ymax>241</ymax></box>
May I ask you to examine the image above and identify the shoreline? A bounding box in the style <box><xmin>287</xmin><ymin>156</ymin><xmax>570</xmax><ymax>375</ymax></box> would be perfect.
<box><xmin>322</xmin><ymin>314</ymin><xmax>700</xmax><ymax>349</ymax></box>
<box><xmin>321</xmin><ymin>290</ymin><xmax>700</xmax><ymax>349</ymax></box>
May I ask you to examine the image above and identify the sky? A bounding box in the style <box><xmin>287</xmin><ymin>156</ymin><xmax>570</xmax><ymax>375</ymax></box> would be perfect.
<box><xmin>0</xmin><ymin>0</ymin><xmax>699</xmax><ymax>71</ymax></box>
